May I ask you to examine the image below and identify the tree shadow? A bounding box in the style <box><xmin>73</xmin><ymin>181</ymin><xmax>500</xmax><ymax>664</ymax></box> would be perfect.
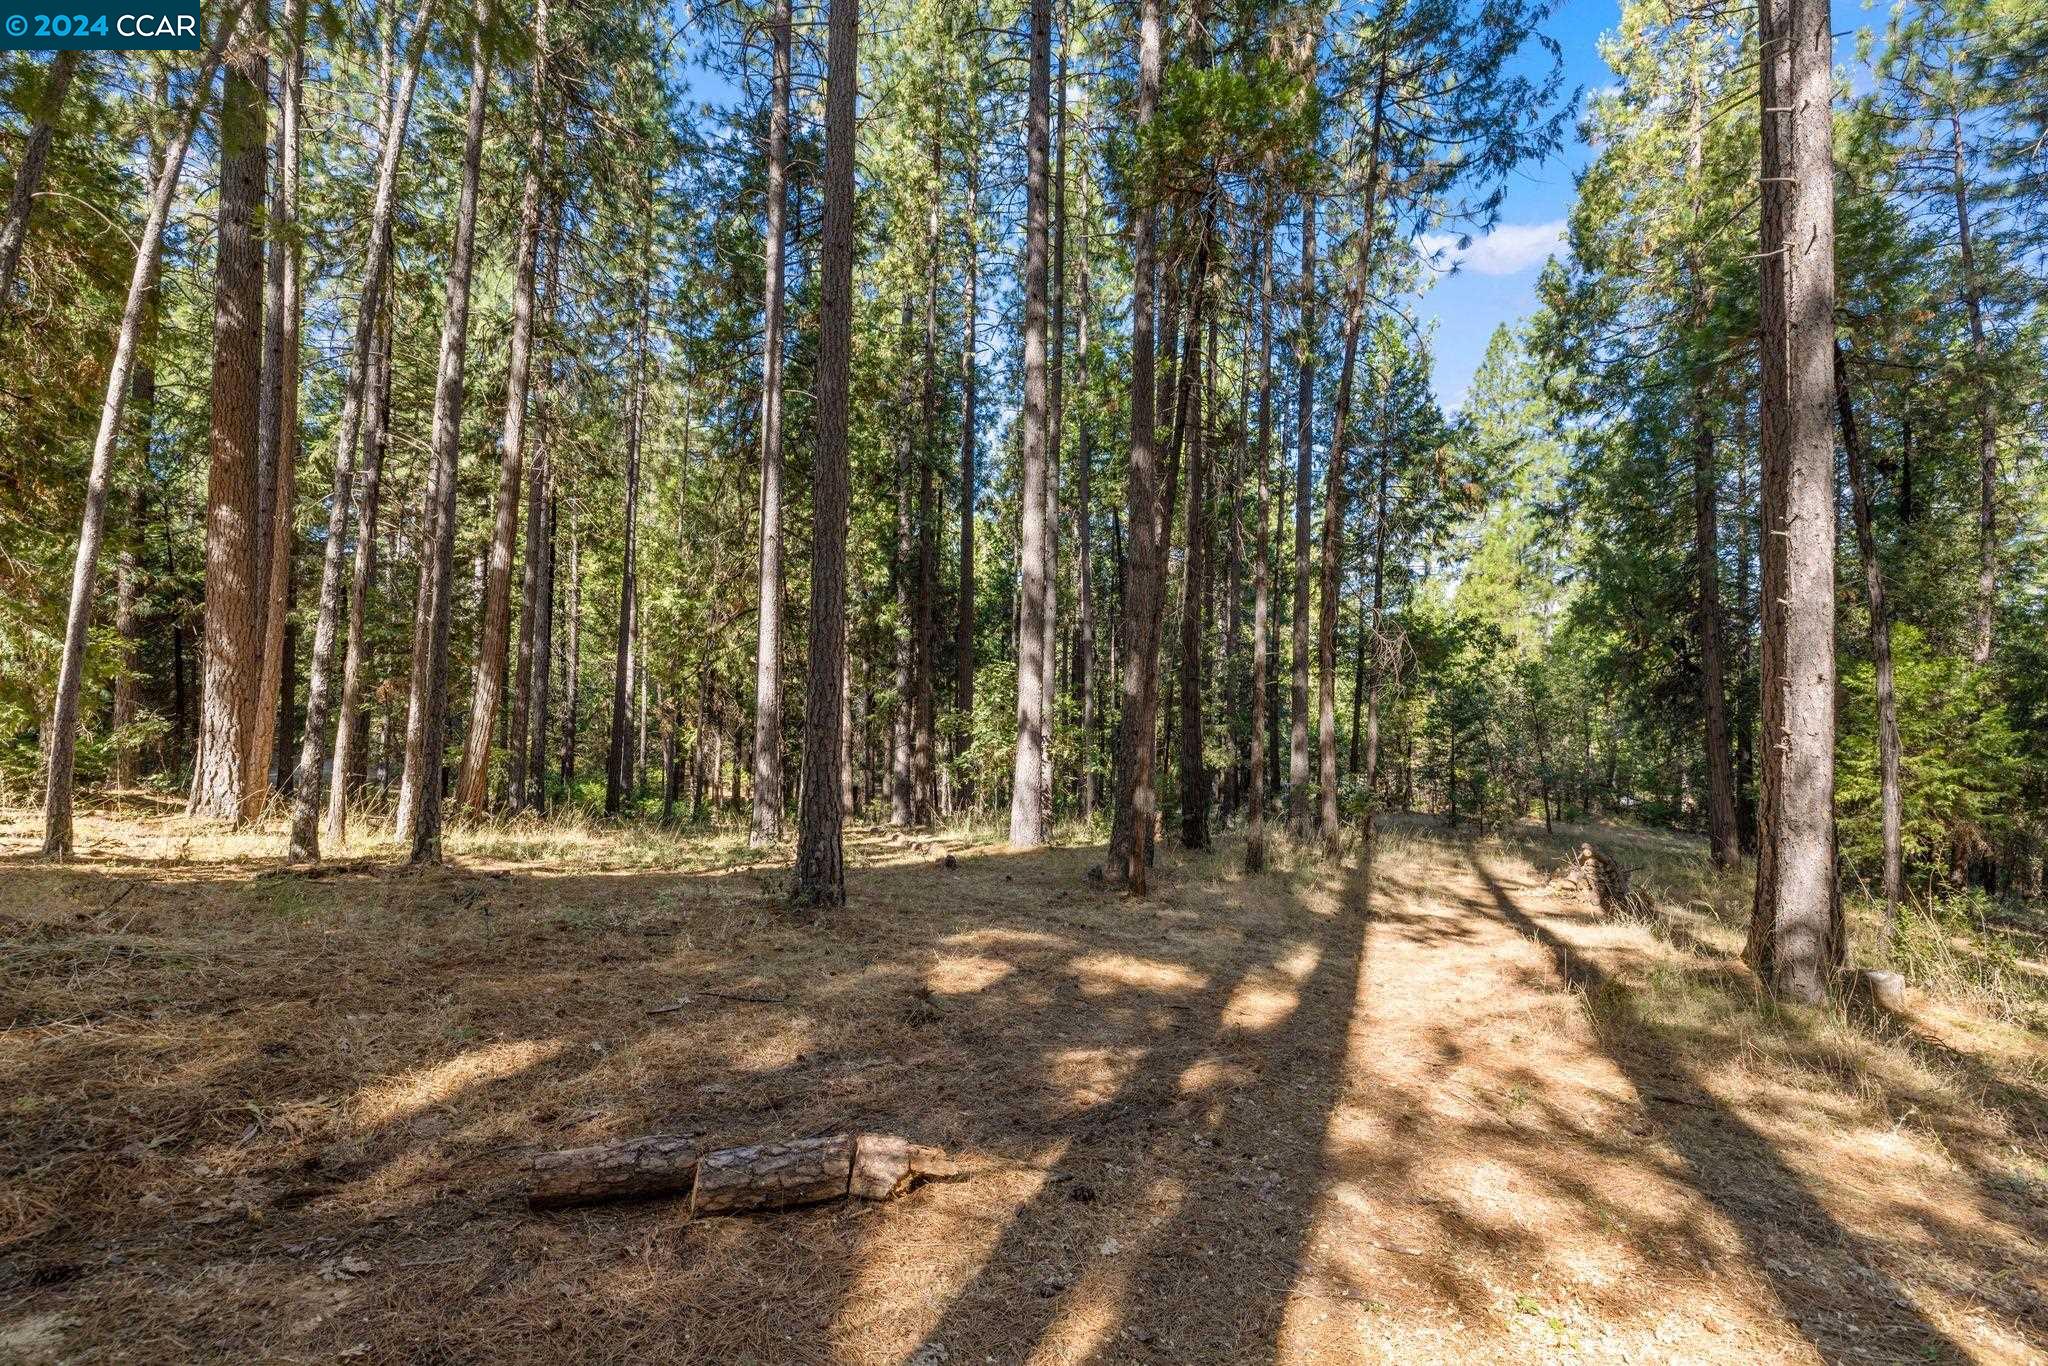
<box><xmin>1463</xmin><ymin>849</ymin><xmax>1982</xmax><ymax>1364</ymax></box>
<box><xmin>892</xmin><ymin>845</ymin><xmax>1374</xmax><ymax>1362</ymax></box>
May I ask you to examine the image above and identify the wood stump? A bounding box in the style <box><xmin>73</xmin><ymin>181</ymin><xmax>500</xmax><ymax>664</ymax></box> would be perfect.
<box><xmin>1843</xmin><ymin>968</ymin><xmax>1909</xmax><ymax>1014</ymax></box>
<box><xmin>1563</xmin><ymin>843</ymin><xmax>1637</xmax><ymax>918</ymax></box>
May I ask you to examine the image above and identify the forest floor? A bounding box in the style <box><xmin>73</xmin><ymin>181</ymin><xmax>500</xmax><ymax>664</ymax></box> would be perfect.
<box><xmin>1</xmin><ymin>798</ymin><xmax>2045</xmax><ymax>1364</ymax></box>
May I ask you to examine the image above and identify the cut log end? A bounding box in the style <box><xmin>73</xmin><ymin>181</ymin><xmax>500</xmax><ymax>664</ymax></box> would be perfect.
<box><xmin>1843</xmin><ymin>968</ymin><xmax>1909</xmax><ymax>1015</ymax></box>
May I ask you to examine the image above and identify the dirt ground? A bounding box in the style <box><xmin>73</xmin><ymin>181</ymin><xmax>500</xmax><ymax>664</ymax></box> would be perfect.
<box><xmin>2</xmin><ymin>803</ymin><xmax>2044</xmax><ymax>1363</ymax></box>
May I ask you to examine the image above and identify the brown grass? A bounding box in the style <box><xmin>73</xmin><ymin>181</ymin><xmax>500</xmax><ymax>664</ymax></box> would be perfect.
<box><xmin>1</xmin><ymin>802</ymin><xmax>2043</xmax><ymax>1363</ymax></box>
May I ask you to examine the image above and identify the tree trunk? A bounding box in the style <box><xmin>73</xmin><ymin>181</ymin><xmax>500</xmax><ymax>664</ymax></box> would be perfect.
<box><xmin>1836</xmin><ymin>342</ymin><xmax>1904</xmax><ymax>934</ymax></box>
<box><xmin>457</xmin><ymin>1</ymin><xmax>550</xmax><ymax>815</ymax></box>
<box><xmin>1074</xmin><ymin>245</ymin><xmax>1096</xmax><ymax>823</ymax></box>
<box><xmin>1953</xmin><ymin>112</ymin><xmax>1998</xmax><ymax>666</ymax></box>
<box><xmin>249</xmin><ymin>0</ymin><xmax>306</xmax><ymax>802</ymax></box>
<box><xmin>1364</xmin><ymin>440</ymin><xmax>1388</xmax><ymax>799</ymax></box>
<box><xmin>1009</xmin><ymin>0</ymin><xmax>1052</xmax><ymax>849</ymax></box>
<box><xmin>112</xmin><ymin>498</ymin><xmax>144</xmax><ymax>791</ymax></box>
<box><xmin>1288</xmin><ymin>196</ymin><xmax>1314</xmax><ymax>841</ymax></box>
<box><xmin>749</xmin><ymin>0</ymin><xmax>792</xmax><ymax>847</ymax></box>
<box><xmin>309</xmin><ymin>2</ymin><xmax>432</xmax><ymax>855</ymax></box>
<box><xmin>1693</xmin><ymin>411</ymin><xmax>1738</xmax><ymax>867</ymax></box>
<box><xmin>1315</xmin><ymin>70</ymin><xmax>1386</xmax><ymax>855</ymax></box>
<box><xmin>1178</xmin><ymin>307</ymin><xmax>1210</xmax><ymax>850</ymax></box>
<box><xmin>40</xmin><ymin>29</ymin><xmax>236</xmax><ymax>855</ymax></box>
<box><xmin>0</xmin><ymin>49</ymin><xmax>82</xmax><ymax>313</ymax></box>
<box><xmin>891</xmin><ymin>297</ymin><xmax>916</xmax><ymax>828</ymax></box>
<box><xmin>560</xmin><ymin>514</ymin><xmax>581</xmax><ymax>791</ymax></box>
<box><xmin>531</xmin><ymin>481</ymin><xmax>557</xmax><ymax>811</ymax></box>
<box><xmin>1317</xmin><ymin>268</ymin><xmax>1366</xmax><ymax>854</ymax></box>
<box><xmin>1686</xmin><ymin>80</ymin><xmax>1738</xmax><ymax>870</ymax></box>
<box><xmin>791</xmin><ymin>0</ymin><xmax>858</xmax><ymax>909</ymax></box>
<box><xmin>1245</xmin><ymin>200</ymin><xmax>1274</xmax><ymax>874</ymax></box>
<box><xmin>396</xmin><ymin>28</ymin><xmax>489</xmax><ymax>864</ymax></box>
<box><xmin>608</xmin><ymin>183</ymin><xmax>653</xmax><ymax>818</ymax></box>
<box><xmin>1745</xmin><ymin>0</ymin><xmax>1841</xmax><ymax>1003</ymax></box>
<box><xmin>190</xmin><ymin>12</ymin><xmax>270</xmax><ymax>826</ymax></box>
<box><xmin>1221</xmin><ymin>318</ymin><xmax>1246</xmax><ymax>826</ymax></box>
<box><xmin>1039</xmin><ymin>10</ymin><xmax>1067</xmax><ymax>842</ymax></box>
<box><xmin>956</xmin><ymin>144</ymin><xmax>981</xmax><ymax>799</ymax></box>
<box><xmin>1106</xmin><ymin>0</ymin><xmax>1163</xmax><ymax>892</ymax></box>
<box><xmin>508</xmin><ymin>204</ymin><xmax>558</xmax><ymax>812</ymax></box>
<box><xmin>912</xmin><ymin>123</ymin><xmax>940</xmax><ymax>824</ymax></box>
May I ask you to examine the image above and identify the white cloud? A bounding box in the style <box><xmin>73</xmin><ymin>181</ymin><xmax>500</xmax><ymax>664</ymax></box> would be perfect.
<box><xmin>1415</xmin><ymin>220</ymin><xmax>1566</xmax><ymax>277</ymax></box>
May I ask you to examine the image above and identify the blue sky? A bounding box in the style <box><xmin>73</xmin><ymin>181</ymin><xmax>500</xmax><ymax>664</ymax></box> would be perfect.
<box><xmin>1410</xmin><ymin>0</ymin><xmax>1616</xmax><ymax>409</ymax></box>
<box><xmin>1420</xmin><ymin>0</ymin><xmax>1885</xmax><ymax>408</ymax></box>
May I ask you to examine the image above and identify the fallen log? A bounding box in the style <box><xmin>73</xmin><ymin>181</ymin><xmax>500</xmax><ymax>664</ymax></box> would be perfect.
<box><xmin>527</xmin><ymin>1131</ymin><xmax>957</xmax><ymax>1213</ymax></box>
<box><xmin>528</xmin><ymin>1133</ymin><xmax>704</xmax><ymax>1210</ymax></box>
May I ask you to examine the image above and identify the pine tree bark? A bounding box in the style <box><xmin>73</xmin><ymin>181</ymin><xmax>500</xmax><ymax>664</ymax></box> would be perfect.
<box><xmin>1074</xmin><ymin>239</ymin><xmax>1096</xmax><ymax>822</ymax></box>
<box><xmin>1363</xmin><ymin>448</ymin><xmax>1388</xmax><ymax>796</ymax></box>
<box><xmin>891</xmin><ymin>296</ymin><xmax>917</xmax><ymax>827</ymax></box>
<box><xmin>190</xmin><ymin>11</ymin><xmax>271</xmax><ymax>826</ymax></box>
<box><xmin>608</xmin><ymin>183</ymin><xmax>653</xmax><ymax>818</ymax></box>
<box><xmin>791</xmin><ymin>0</ymin><xmax>858</xmax><ymax>909</ymax></box>
<box><xmin>1315</xmin><ymin>71</ymin><xmax>1386</xmax><ymax>854</ymax></box>
<box><xmin>112</xmin><ymin>117</ymin><xmax>168</xmax><ymax>794</ymax></box>
<box><xmin>1693</xmin><ymin>411</ymin><xmax>1738</xmax><ymax>867</ymax></box>
<box><xmin>112</xmin><ymin>492</ymin><xmax>143</xmax><ymax>788</ymax></box>
<box><xmin>510</xmin><ymin>198</ymin><xmax>561</xmax><ymax>813</ymax></box>
<box><xmin>749</xmin><ymin>0</ymin><xmax>793</xmax><ymax>846</ymax></box>
<box><xmin>0</xmin><ymin>48</ymin><xmax>81</xmax><ymax>314</ymax></box>
<box><xmin>1009</xmin><ymin>0</ymin><xmax>1052</xmax><ymax>849</ymax></box>
<box><xmin>560</xmin><ymin>514</ymin><xmax>581</xmax><ymax>791</ymax></box>
<box><xmin>1746</xmin><ymin>0</ymin><xmax>1841</xmax><ymax>1003</ymax></box>
<box><xmin>1178</xmin><ymin>307</ymin><xmax>1210</xmax><ymax>850</ymax></box>
<box><xmin>1288</xmin><ymin>196</ymin><xmax>1314</xmax><ymax>841</ymax></box>
<box><xmin>1952</xmin><ymin>110</ymin><xmax>1998</xmax><ymax>666</ymax></box>
<box><xmin>531</xmin><ymin>481</ymin><xmax>557</xmax><ymax>810</ymax></box>
<box><xmin>1836</xmin><ymin>342</ymin><xmax>1904</xmax><ymax>933</ymax></box>
<box><xmin>396</xmin><ymin>27</ymin><xmax>489</xmax><ymax>864</ymax></box>
<box><xmin>294</xmin><ymin>0</ymin><xmax>434</xmax><ymax>859</ymax></box>
<box><xmin>249</xmin><ymin>0</ymin><xmax>306</xmax><ymax>801</ymax></box>
<box><xmin>40</xmin><ymin>22</ymin><xmax>237</xmax><ymax>856</ymax></box>
<box><xmin>1246</xmin><ymin>203</ymin><xmax>1274</xmax><ymax>873</ymax></box>
<box><xmin>1040</xmin><ymin>10</ymin><xmax>1067</xmax><ymax>843</ymax></box>
<box><xmin>1106</xmin><ymin>0</ymin><xmax>1163</xmax><ymax>892</ymax></box>
<box><xmin>327</xmin><ymin>290</ymin><xmax>390</xmax><ymax>835</ymax></box>
<box><xmin>457</xmin><ymin>0</ymin><xmax>550</xmax><ymax>815</ymax></box>
<box><xmin>1317</xmin><ymin>268</ymin><xmax>1365</xmax><ymax>855</ymax></box>
<box><xmin>1686</xmin><ymin>80</ymin><xmax>1738</xmax><ymax>870</ymax></box>
<box><xmin>912</xmin><ymin>124</ymin><xmax>941</xmax><ymax>824</ymax></box>
<box><xmin>956</xmin><ymin>145</ymin><xmax>981</xmax><ymax>800</ymax></box>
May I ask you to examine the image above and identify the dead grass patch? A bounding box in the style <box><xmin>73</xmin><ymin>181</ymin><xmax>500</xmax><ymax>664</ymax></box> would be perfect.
<box><xmin>0</xmin><ymin>803</ymin><xmax>2042</xmax><ymax>1362</ymax></box>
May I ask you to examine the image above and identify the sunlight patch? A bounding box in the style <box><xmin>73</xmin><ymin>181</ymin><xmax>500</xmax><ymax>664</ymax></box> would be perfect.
<box><xmin>353</xmin><ymin>1038</ymin><xmax>564</xmax><ymax>1129</ymax></box>
<box><xmin>925</xmin><ymin>953</ymin><xmax>1015</xmax><ymax>995</ymax></box>
<box><xmin>1070</xmin><ymin>952</ymin><xmax>1207</xmax><ymax>996</ymax></box>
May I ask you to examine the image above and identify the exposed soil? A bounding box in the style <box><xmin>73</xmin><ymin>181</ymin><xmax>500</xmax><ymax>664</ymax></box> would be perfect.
<box><xmin>1</xmin><ymin>806</ymin><xmax>2043</xmax><ymax>1363</ymax></box>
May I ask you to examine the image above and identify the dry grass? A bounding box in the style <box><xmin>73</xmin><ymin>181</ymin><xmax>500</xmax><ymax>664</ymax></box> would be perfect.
<box><xmin>0</xmin><ymin>801</ymin><xmax>2043</xmax><ymax>1363</ymax></box>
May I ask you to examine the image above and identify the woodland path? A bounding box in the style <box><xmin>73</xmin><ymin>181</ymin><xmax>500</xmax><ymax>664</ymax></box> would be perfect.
<box><xmin>1265</xmin><ymin>825</ymin><xmax>2044</xmax><ymax>1363</ymax></box>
